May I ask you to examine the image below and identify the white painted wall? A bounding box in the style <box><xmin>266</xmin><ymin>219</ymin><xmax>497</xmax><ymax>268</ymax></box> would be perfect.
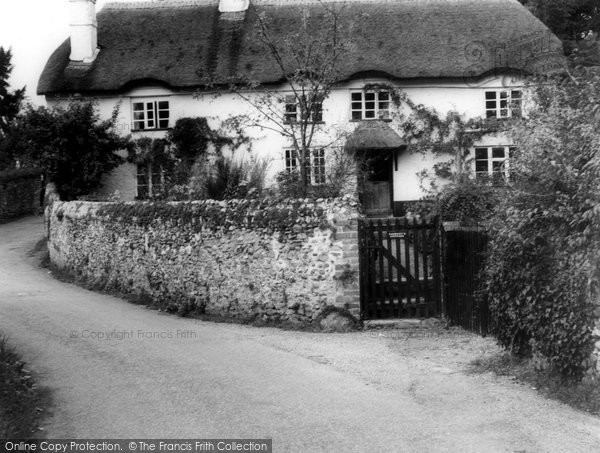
<box><xmin>47</xmin><ymin>74</ymin><xmax>522</xmax><ymax>201</ymax></box>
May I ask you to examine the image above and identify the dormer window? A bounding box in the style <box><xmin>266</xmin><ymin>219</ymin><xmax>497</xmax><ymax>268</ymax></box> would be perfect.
<box><xmin>485</xmin><ymin>90</ymin><xmax>522</xmax><ymax>119</ymax></box>
<box><xmin>132</xmin><ymin>99</ymin><xmax>170</xmax><ymax>131</ymax></box>
<box><xmin>351</xmin><ymin>91</ymin><xmax>391</xmax><ymax>120</ymax></box>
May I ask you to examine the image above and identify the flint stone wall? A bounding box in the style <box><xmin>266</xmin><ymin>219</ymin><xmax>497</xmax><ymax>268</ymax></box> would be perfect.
<box><xmin>47</xmin><ymin>197</ymin><xmax>361</xmax><ymax>325</ymax></box>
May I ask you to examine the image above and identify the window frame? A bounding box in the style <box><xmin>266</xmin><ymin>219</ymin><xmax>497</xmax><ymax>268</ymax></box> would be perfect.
<box><xmin>485</xmin><ymin>90</ymin><xmax>522</xmax><ymax>119</ymax></box>
<box><xmin>474</xmin><ymin>145</ymin><xmax>516</xmax><ymax>183</ymax></box>
<box><xmin>132</xmin><ymin>98</ymin><xmax>171</xmax><ymax>131</ymax></box>
<box><xmin>351</xmin><ymin>90</ymin><xmax>391</xmax><ymax>121</ymax></box>
<box><xmin>283</xmin><ymin>95</ymin><xmax>323</xmax><ymax>124</ymax></box>
<box><xmin>136</xmin><ymin>162</ymin><xmax>166</xmax><ymax>199</ymax></box>
<box><xmin>284</xmin><ymin>148</ymin><xmax>327</xmax><ymax>186</ymax></box>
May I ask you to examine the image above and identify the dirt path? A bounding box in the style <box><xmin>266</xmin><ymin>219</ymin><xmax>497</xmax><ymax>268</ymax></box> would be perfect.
<box><xmin>1</xmin><ymin>216</ymin><xmax>599</xmax><ymax>452</ymax></box>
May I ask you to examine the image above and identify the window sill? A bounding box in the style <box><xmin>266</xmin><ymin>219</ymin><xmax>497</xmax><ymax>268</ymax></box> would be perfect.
<box><xmin>132</xmin><ymin>128</ymin><xmax>172</xmax><ymax>133</ymax></box>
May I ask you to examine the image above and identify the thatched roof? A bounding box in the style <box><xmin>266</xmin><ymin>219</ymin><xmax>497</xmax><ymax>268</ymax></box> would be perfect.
<box><xmin>38</xmin><ymin>0</ymin><xmax>565</xmax><ymax>95</ymax></box>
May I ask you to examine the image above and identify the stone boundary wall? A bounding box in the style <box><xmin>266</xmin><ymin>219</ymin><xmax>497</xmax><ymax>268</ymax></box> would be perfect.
<box><xmin>0</xmin><ymin>169</ymin><xmax>43</xmax><ymax>223</ymax></box>
<box><xmin>47</xmin><ymin>197</ymin><xmax>361</xmax><ymax>327</ymax></box>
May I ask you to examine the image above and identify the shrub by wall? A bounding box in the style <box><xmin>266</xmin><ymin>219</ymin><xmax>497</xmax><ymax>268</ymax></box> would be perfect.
<box><xmin>0</xmin><ymin>168</ymin><xmax>42</xmax><ymax>223</ymax></box>
<box><xmin>47</xmin><ymin>197</ymin><xmax>361</xmax><ymax>328</ymax></box>
<box><xmin>485</xmin><ymin>206</ymin><xmax>600</xmax><ymax>379</ymax></box>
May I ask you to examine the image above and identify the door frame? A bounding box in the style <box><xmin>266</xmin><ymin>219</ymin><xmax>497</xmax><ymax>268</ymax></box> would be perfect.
<box><xmin>359</xmin><ymin>148</ymin><xmax>394</xmax><ymax>217</ymax></box>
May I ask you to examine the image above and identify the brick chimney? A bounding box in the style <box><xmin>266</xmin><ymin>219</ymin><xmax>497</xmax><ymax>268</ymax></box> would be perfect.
<box><xmin>69</xmin><ymin>0</ymin><xmax>98</xmax><ymax>62</ymax></box>
<box><xmin>219</xmin><ymin>0</ymin><xmax>249</xmax><ymax>13</ymax></box>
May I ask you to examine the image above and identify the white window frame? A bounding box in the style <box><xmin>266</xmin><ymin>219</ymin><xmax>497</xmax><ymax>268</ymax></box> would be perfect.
<box><xmin>474</xmin><ymin>146</ymin><xmax>515</xmax><ymax>182</ymax></box>
<box><xmin>132</xmin><ymin>98</ymin><xmax>170</xmax><ymax>131</ymax></box>
<box><xmin>284</xmin><ymin>148</ymin><xmax>327</xmax><ymax>185</ymax></box>
<box><xmin>351</xmin><ymin>90</ymin><xmax>391</xmax><ymax>120</ymax></box>
<box><xmin>284</xmin><ymin>95</ymin><xmax>323</xmax><ymax>124</ymax></box>
<box><xmin>485</xmin><ymin>90</ymin><xmax>522</xmax><ymax>119</ymax></box>
<box><xmin>137</xmin><ymin>162</ymin><xmax>165</xmax><ymax>199</ymax></box>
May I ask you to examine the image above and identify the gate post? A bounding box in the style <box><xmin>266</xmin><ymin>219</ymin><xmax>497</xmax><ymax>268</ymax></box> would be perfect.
<box><xmin>332</xmin><ymin>216</ymin><xmax>361</xmax><ymax>318</ymax></box>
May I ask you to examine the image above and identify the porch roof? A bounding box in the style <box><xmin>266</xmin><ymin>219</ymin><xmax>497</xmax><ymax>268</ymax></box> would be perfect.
<box><xmin>345</xmin><ymin>121</ymin><xmax>405</xmax><ymax>151</ymax></box>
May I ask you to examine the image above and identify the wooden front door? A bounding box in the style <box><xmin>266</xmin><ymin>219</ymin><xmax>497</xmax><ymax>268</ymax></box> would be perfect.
<box><xmin>362</xmin><ymin>151</ymin><xmax>392</xmax><ymax>217</ymax></box>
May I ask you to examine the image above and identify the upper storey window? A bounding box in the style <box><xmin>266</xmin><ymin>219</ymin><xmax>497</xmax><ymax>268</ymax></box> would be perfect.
<box><xmin>284</xmin><ymin>95</ymin><xmax>323</xmax><ymax>124</ymax></box>
<box><xmin>351</xmin><ymin>91</ymin><xmax>391</xmax><ymax>120</ymax></box>
<box><xmin>132</xmin><ymin>99</ymin><xmax>170</xmax><ymax>131</ymax></box>
<box><xmin>485</xmin><ymin>90</ymin><xmax>522</xmax><ymax>119</ymax></box>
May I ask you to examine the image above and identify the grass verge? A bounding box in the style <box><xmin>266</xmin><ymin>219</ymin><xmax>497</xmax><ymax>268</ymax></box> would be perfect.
<box><xmin>0</xmin><ymin>335</ymin><xmax>48</xmax><ymax>437</ymax></box>
<box><xmin>469</xmin><ymin>351</ymin><xmax>600</xmax><ymax>416</ymax></box>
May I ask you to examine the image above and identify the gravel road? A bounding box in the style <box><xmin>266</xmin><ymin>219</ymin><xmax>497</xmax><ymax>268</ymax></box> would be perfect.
<box><xmin>1</xmin><ymin>216</ymin><xmax>599</xmax><ymax>452</ymax></box>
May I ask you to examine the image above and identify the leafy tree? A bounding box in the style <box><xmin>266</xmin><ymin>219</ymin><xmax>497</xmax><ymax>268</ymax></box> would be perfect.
<box><xmin>518</xmin><ymin>0</ymin><xmax>599</xmax><ymax>41</ymax></box>
<box><xmin>484</xmin><ymin>68</ymin><xmax>600</xmax><ymax>377</ymax></box>
<box><xmin>6</xmin><ymin>101</ymin><xmax>131</xmax><ymax>200</ymax></box>
<box><xmin>0</xmin><ymin>47</ymin><xmax>24</xmax><ymax>137</ymax></box>
<box><xmin>0</xmin><ymin>47</ymin><xmax>25</xmax><ymax>169</ymax></box>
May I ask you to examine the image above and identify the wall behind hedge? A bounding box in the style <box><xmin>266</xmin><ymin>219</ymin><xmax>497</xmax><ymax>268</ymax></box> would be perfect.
<box><xmin>47</xmin><ymin>197</ymin><xmax>361</xmax><ymax>326</ymax></box>
<box><xmin>0</xmin><ymin>169</ymin><xmax>43</xmax><ymax>223</ymax></box>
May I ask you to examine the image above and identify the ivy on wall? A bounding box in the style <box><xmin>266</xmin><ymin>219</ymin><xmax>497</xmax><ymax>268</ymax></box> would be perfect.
<box><xmin>93</xmin><ymin>198</ymin><xmax>331</xmax><ymax>235</ymax></box>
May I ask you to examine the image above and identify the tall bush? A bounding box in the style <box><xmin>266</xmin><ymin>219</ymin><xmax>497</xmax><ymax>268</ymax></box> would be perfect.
<box><xmin>5</xmin><ymin>101</ymin><xmax>130</xmax><ymax>200</ymax></box>
<box><xmin>434</xmin><ymin>178</ymin><xmax>502</xmax><ymax>224</ymax></box>
<box><xmin>484</xmin><ymin>68</ymin><xmax>600</xmax><ymax>377</ymax></box>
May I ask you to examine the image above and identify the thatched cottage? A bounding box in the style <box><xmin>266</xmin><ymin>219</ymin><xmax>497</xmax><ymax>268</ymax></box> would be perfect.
<box><xmin>38</xmin><ymin>0</ymin><xmax>564</xmax><ymax>215</ymax></box>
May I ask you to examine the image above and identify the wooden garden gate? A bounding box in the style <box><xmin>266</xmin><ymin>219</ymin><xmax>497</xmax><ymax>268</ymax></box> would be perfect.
<box><xmin>358</xmin><ymin>218</ymin><xmax>442</xmax><ymax>319</ymax></box>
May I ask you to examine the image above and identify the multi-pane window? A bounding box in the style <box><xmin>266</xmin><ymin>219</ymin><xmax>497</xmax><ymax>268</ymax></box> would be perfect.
<box><xmin>351</xmin><ymin>91</ymin><xmax>391</xmax><ymax>120</ymax></box>
<box><xmin>132</xmin><ymin>99</ymin><xmax>170</xmax><ymax>130</ymax></box>
<box><xmin>284</xmin><ymin>95</ymin><xmax>323</xmax><ymax>123</ymax></box>
<box><xmin>475</xmin><ymin>146</ymin><xmax>515</xmax><ymax>182</ymax></box>
<box><xmin>485</xmin><ymin>90</ymin><xmax>522</xmax><ymax>118</ymax></box>
<box><xmin>137</xmin><ymin>163</ymin><xmax>165</xmax><ymax>199</ymax></box>
<box><xmin>312</xmin><ymin>148</ymin><xmax>326</xmax><ymax>184</ymax></box>
<box><xmin>284</xmin><ymin>148</ymin><xmax>326</xmax><ymax>185</ymax></box>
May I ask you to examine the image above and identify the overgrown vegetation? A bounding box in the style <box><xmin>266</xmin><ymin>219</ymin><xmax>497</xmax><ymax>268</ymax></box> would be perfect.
<box><xmin>434</xmin><ymin>178</ymin><xmax>502</xmax><ymax>224</ymax></box>
<box><xmin>5</xmin><ymin>101</ymin><xmax>131</xmax><ymax>200</ymax></box>
<box><xmin>0</xmin><ymin>47</ymin><xmax>25</xmax><ymax>170</ymax></box>
<box><xmin>484</xmin><ymin>67</ymin><xmax>600</xmax><ymax>378</ymax></box>
<box><xmin>131</xmin><ymin>117</ymin><xmax>260</xmax><ymax>201</ymax></box>
<box><xmin>0</xmin><ymin>335</ymin><xmax>45</xmax><ymax>437</ymax></box>
<box><xmin>518</xmin><ymin>0</ymin><xmax>599</xmax><ymax>43</ymax></box>
<box><xmin>94</xmin><ymin>198</ymin><xmax>330</xmax><ymax>234</ymax></box>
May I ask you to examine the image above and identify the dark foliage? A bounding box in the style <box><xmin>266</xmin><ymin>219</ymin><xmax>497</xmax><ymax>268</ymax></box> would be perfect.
<box><xmin>95</xmin><ymin>198</ymin><xmax>328</xmax><ymax>234</ymax></box>
<box><xmin>518</xmin><ymin>0</ymin><xmax>599</xmax><ymax>41</ymax></box>
<box><xmin>167</xmin><ymin>117</ymin><xmax>233</xmax><ymax>185</ymax></box>
<box><xmin>484</xmin><ymin>68</ymin><xmax>600</xmax><ymax>377</ymax></box>
<box><xmin>5</xmin><ymin>101</ymin><xmax>131</xmax><ymax>200</ymax></box>
<box><xmin>0</xmin><ymin>336</ymin><xmax>44</xmax><ymax>437</ymax></box>
<box><xmin>435</xmin><ymin>179</ymin><xmax>503</xmax><ymax>224</ymax></box>
<box><xmin>0</xmin><ymin>47</ymin><xmax>25</xmax><ymax>169</ymax></box>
